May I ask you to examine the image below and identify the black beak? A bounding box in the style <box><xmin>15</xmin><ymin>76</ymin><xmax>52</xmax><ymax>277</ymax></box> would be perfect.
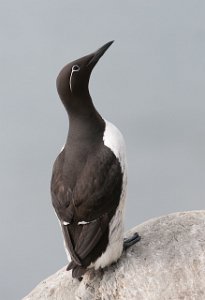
<box><xmin>87</xmin><ymin>40</ymin><xmax>114</xmax><ymax>67</ymax></box>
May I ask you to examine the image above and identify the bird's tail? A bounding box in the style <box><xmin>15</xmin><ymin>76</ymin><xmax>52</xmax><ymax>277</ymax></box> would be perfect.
<box><xmin>67</xmin><ymin>261</ymin><xmax>87</xmax><ymax>279</ymax></box>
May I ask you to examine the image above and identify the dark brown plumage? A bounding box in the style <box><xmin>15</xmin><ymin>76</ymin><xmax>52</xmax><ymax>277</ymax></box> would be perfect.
<box><xmin>51</xmin><ymin>41</ymin><xmax>125</xmax><ymax>278</ymax></box>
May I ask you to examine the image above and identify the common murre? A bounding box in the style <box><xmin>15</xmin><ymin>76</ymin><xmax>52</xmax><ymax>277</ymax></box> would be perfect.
<box><xmin>51</xmin><ymin>41</ymin><xmax>140</xmax><ymax>279</ymax></box>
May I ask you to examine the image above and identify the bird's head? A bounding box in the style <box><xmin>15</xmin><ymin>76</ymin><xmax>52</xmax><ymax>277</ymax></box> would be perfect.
<box><xmin>56</xmin><ymin>41</ymin><xmax>114</xmax><ymax>114</ymax></box>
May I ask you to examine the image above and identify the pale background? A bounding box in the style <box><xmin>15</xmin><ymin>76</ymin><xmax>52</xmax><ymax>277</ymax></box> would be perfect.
<box><xmin>1</xmin><ymin>1</ymin><xmax>205</xmax><ymax>299</ymax></box>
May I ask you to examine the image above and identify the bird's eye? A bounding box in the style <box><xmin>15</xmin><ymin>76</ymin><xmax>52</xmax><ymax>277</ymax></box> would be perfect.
<box><xmin>72</xmin><ymin>65</ymin><xmax>80</xmax><ymax>72</ymax></box>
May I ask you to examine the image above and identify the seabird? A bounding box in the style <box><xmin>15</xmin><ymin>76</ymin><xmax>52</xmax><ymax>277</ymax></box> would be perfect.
<box><xmin>51</xmin><ymin>41</ymin><xmax>140</xmax><ymax>279</ymax></box>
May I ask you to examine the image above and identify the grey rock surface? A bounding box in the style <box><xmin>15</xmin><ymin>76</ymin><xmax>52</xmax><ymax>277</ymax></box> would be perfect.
<box><xmin>23</xmin><ymin>211</ymin><xmax>205</xmax><ymax>300</ymax></box>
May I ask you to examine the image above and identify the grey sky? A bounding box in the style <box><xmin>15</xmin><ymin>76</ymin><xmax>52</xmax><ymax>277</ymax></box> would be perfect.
<box><xmin>1</xmin><ymin>1</ymin><xmax>205</xmax><ymax>299</ymax></box>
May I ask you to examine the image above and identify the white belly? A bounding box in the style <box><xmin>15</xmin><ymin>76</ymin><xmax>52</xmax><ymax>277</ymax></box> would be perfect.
<box><xmin>91</xmin><ymin>120</ymin><xmax>127</xmax><ymax>269</ymax></box>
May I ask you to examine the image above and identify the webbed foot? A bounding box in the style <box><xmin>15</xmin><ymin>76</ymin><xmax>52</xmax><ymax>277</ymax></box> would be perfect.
<box><xmin>123</xmin><ymin>232</ymin><xmax>141</xmax><ymax>250</ymax></box>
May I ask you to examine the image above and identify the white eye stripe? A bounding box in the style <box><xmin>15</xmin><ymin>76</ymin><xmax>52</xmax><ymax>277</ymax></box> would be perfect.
<box><xmin>69</xmin><ymin>72</ymin><xmax>73</xmax><ymax>92</ymax></box>
<box><xmin>69</xmin><ymin>65</ymin><xmax>80</xmax><ymax>93</ymax></box>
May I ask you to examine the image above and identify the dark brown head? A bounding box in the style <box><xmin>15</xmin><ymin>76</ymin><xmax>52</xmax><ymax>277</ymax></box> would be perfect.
<box><xmin>56</xmin><ymin>41</ymin><xmax>114</xmax><ymax>115</ymax></box>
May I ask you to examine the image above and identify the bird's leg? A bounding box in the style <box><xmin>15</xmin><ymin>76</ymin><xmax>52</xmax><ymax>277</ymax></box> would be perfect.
<box><xmin>123</xmin><ymin>232</ymin><xmax>141</xmax><ymax>250</ymax></box>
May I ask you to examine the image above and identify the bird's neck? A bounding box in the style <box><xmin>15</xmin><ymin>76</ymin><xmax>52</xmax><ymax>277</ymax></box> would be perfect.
<box><xmin>66</xmin><ymin>97</ymin><xmax>105</xmax><ymax>143</ymax></box>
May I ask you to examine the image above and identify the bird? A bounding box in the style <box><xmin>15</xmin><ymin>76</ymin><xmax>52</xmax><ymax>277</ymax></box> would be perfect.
<box><xmin>50</xmin><ymin>41</ymin><xmax>140</xmax><ymax>280</ymax></box>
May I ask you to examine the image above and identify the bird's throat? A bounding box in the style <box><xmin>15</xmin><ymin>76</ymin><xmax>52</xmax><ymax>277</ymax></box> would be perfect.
<box><xmin>67</xmin><ymin>108</ymin><xmax>105</xmax><ymax>144</ymax></box>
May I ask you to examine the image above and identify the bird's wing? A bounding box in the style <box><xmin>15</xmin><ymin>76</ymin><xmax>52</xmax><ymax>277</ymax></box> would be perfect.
<box><xmin>69</xmin><ymin>146</ymin><xmax>123</xmax><ymax>262</ymax></box>
<box><xmin>62</xmin><ymin>212</ymin><xmax>110</xmax><ymax>267</ymax></box>
<box><xmin>73</xmin><ymin>146</ymin><xmax>123</xmax><ymax>222</ymax></box>
<box><xmin>51</xmin><ymin>151</ymin><xmax>74</xmax><ymax>223</ymax></box>
<box><xmin>52</xmin><ymin>146</ymin><xmax>123</xmax><ymax>265</ymax></box>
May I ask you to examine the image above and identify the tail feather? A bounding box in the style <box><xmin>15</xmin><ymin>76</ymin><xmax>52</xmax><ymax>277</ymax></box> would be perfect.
<box><xmin>66</xmin><ymin>261</ymin><xmax>87</xmax><ymax>279</ymax></box>
<box><xmin>66</xmin><ymin>260</ymin><xmax>75</xmax><ymax>271</ymax></box>
<box><xmin>72</xmin><ymin>265</ymin><xmax>87</xmax><ymax>279</ymax></box>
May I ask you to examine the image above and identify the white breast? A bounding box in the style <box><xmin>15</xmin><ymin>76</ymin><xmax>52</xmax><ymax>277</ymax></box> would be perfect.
<box><xmin>103</xmin><ymin>120</ymin><xmax>127</xmax><ymax>173</ymax></box>
<box><xmin>90</xmin><ymin>120</ymin><xmax>128</xmax><ymax>270</ymax></box>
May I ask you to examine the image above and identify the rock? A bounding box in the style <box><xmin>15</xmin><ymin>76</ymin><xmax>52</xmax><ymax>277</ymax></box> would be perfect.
<box><xmin>23</xmin><ymin>211</ymin><xmax>205</xmax><ymax>300</ymax></box>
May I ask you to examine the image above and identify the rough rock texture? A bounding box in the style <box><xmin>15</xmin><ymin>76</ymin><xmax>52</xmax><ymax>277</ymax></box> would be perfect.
<box><xmin>23</xmin><ymin>211</ymin><xmax>205</xmax><ymax>300</ymax></box>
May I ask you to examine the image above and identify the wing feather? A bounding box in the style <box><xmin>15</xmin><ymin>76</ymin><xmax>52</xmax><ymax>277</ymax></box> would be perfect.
<box><xmin>51</xmin><ymin>146</ymin><xmax>123</xmax><ymax>267</ymax></box>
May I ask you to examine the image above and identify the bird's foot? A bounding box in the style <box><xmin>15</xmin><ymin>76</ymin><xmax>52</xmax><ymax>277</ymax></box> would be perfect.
<box><xmin>123</xmin><ymin>232</ymin><xmax>141</xmax><ymax>250</ymax></box>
